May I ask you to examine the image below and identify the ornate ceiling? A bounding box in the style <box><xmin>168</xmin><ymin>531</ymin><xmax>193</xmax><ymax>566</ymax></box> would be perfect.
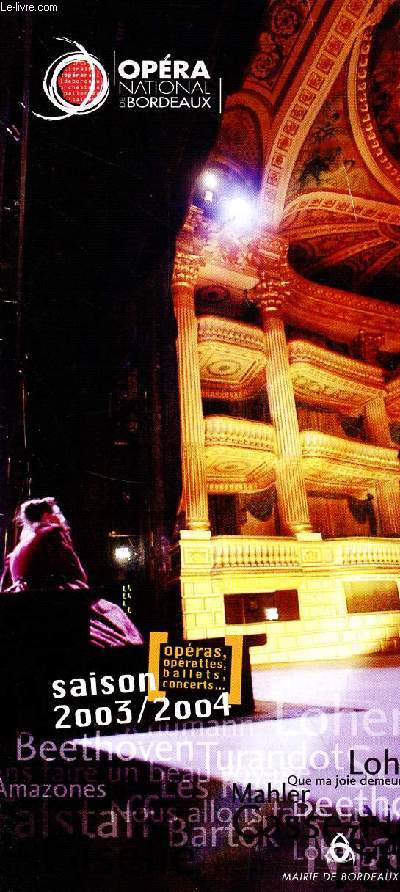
<box><xmin>213</xmin><ymin>0</ymin><xmax>400</xmax><ymax>302</ymax></box>
<box><xmin>369</xmin><ymin>3</ymin><xmax>400</xmax><ymax>169</ymax></box>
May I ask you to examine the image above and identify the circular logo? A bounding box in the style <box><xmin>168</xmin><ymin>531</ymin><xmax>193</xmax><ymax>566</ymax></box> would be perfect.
<box><xmin>326</xmin><ymin>833</ymin><xmax>355</xmax><ymax>864</ymax></box>
<box><xmin>34</xmin><ymin>38</ymin><xmax>109</xmax><ymax>121</ymax></box>
<box><xmin>57</xmin><ymin>59</ymin><xmax>104</xmax><ymax>106</ymax></box>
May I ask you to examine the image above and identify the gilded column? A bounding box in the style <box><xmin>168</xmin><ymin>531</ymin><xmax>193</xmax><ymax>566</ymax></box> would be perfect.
<box><xmin>364</xmin><ymin>394</ymin><xmax>392</xmax><ymax>447</ymax></box>
<box><xmin>376</xmin><ymin>478</ymin><xmax>400</xmax><ymax>538</ymax></box>
<box><xmin>364</xmin><ymin>394</ymin><xmax>400</xmax><ymax>535</ymax></box>
<box><xmin>172</xmin><ymin>244</ymin><xmax>209</xmax><ymax>531</ymax></box>
<box><xmin>254</xmin><ymin>273</ymin><xmax>311</xmax><ymax>535</ymax></box>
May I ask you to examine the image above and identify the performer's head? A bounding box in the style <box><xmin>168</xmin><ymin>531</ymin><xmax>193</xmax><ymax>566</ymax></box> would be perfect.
<box><xmin>18</xmin><ymin>497</ymin><xmax>67</xmax><ymax>531</ymax></box>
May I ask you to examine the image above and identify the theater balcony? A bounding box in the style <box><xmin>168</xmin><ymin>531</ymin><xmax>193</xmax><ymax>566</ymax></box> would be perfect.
<box><xmin>198</xmin><ymin>316</ymin><xmax>265</xmax><ymax>401</ymax></box>
<box><xmin>170</xmin><ymin>212</ymin><xmax>400</xmax><ymax>667</ymax></box>
<box><xmin>172</xmin><ymin>531</ymin><xmax>400</xmax><ymax>665</ymax></box>
<box><xmin>204</xmin><ymin>415</ymin><xmax>276</xmax><ymax>492</ymax></box>
<box><xmin>288</xmin><ymin>340</ymin><xmax>386</xmax><ymax>414</ymax></box>
<box><xmin>300</xmin><ymin>430</ymin><xmax>400</xmax><ymax>487</ymax></box>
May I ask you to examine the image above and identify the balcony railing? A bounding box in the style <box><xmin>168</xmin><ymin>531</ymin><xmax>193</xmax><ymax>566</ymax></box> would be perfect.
<box><xmin>340</xmin><ymin>539</ymin><xmax>400</xmax><ymax>567</ymax></box>
<box><xmin>288</xmin><ymin>339</ymin><xmax>384</xmax><ymax>389</ymax></box>
<box><xmin>209</xmin><ymin>535</ymin><xmax>400</xmax><ymax>572</ymax></box>
<box><xmin>212</xmin><ymin>536</ymin><xmax>299</xmax><ymax>569</ymax></box>
<box><xmin>300</xmin><ymin>430</ymin><xmax>400</xmax><ymax>481</ymax></box>
<box><xmin>205</xmin><ymin>415</ymin><xmax>275</xmax><ymax>452</ymax></box>
<box><xmin>198</xmin><ymin>315</ymin><xmax>264</xmax><ymax>351</ymax></box>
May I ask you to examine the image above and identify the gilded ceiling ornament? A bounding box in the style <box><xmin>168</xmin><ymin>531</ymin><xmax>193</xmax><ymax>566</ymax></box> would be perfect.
<box><xmin>172</xmin><ymin>250</ymin><xmax>200</xmax><ymax>289</ymax></box>
<box><xmin>248</xmin><ymin>0</ymin><xmax>310</xmax><ymax>90</ymax></box>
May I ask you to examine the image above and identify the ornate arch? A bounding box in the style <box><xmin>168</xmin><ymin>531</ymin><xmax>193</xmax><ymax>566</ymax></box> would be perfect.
<box><xmin>282</xmin><ymin>190</ymin><xmax>400</xmax><ymax>226</ymax></box>
<box><xmin>347</xmin><ymin>0</ymin><xmax>400</xmax><ymax>203</ymax></box>
<box><xmin>259</xmin><ymin>0</ymin><xmax>383</xmax><ymax>226</ymax></box>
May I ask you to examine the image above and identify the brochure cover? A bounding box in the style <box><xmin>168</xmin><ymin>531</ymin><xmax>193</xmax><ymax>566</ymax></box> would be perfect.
<box><xmin>1</xmin><ymin>1</ymin><xmax>400</xmax><ymax>890</ymax></box>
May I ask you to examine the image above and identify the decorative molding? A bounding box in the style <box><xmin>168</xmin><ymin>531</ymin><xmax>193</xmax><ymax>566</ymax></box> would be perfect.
<box><xmin>172</xmin><ymin>251</ymin><xmax>200</xmax><ymax>291</ymax></box>
<box><xmin>347</xmin><ymin>4</ymin><xmax>400</xmax><ymax>203</ymax></box>
<box><xmin>204</xmin><ymin>416</ymin><xmax>276</xmax><ymax>494</ymax></box>
<box><xmin>198</xmin><ymin>315</ymin><xmax>264</xmax><ymax>351</ymax></box>
<box><xmin>199</xmin><ymin>320</ymin><xmax>386</xmax><ymax>405</ymax></box>
<box><xmin>172</xmin><ymin>206</ymin><xmax>205</xmax><ymax>292</ymax></box>
<box><xmin>260</xmin><ymin>0</ymin><xmax>376</xmax><ymax>224</ymax></box>
<box><xmin>206</xmin><ymin>467</ymin><xmax>276</xmax><ymax>495</ymax></box>
<box><xmin>209</xmin><ymin>534</ymin><xmax>400</xmax><ymax>571</ymax></box>
<box><xmin>283</xmin><ymin>221</ymin><xmax>379</xmax><ymax>239</ymax></box>
<box><xmin>300</xmin><ymin>429</ymin><xmax>400</xmax><ymax>485</ymax></box>
<box><xmin>250</xmin><ymin>229</ymin><xmax>400</xmax><ymax>348</ymax></box>
<box><xmin>205</xmin><ymin>415</ymin><xmax>276</xmax><ymax>452</ymax></box>
<box><xmin>198</xmin><ymin>317</ymin><xmax>266</xmax><ymax>401</ymax></box>
<box><xmin>300</xmin><ymin>235</ymin><xmax>387</xmax><ymax>273</ymax></box>
<box><xmin>289</xmin><ymin>338</ymin><xmax>385</xmax><ymax>400</ymax></box>
<box><xmin>385</xmin><ymin>376</ymin><xmax>400</xmax><ymax>420</ymax></box>
<box><xmin>198</xmin><ymin>223</ymin><xmax>400</xmax><ymax>347</ymax></box>
<box><xmin>199</xmin><ymin>345</ymin><xmax>265</xmax><ymax>400</ymax></box>
<box><xmin>249</xmin><ymin>230</ymin><xmax>400</xmax><ymax>348</ymax></box>
<box><xmin>284</xmin><ymin>277</ymin><xmax>400</xmax><ymax>349</ymax></box>
<box><xmin>212</xmin><ymin>536</ymin><xmax>300</xmax><ymax>569</ymax></box>
<box><xmin>290</xmin><ymin>338</ymin><xmax>383</xmax><ymax>385</ymax></box>
<box><xmin>282</xmin><ymin>191</ymin><xmax>400</xmax><ymax>226</ymax></box>
<box><xmin>246</xmin><ymin>0</ymin><xmax>320</xmax><ymax>102</ymax></box>
<box><xmin>252</xmin><ymin>269</ymin><xmax>289</xmax><ymax>315</ymax></box>
<box><xmin>198</xmin><ymin>332</ymin><xmax>265</xmax><ymax>401</ymax></box>
<box><xmin>340</xmin><ymin>538</ymin><xmax>400</xmax><ymax>567</ymax></box>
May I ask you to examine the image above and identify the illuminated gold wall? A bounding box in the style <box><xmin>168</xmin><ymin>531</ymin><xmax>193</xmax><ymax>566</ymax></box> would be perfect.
<box><xmin>169</xmin><ymin>210</ymin><xmax>400</xmax><ymax>665</ymax></box>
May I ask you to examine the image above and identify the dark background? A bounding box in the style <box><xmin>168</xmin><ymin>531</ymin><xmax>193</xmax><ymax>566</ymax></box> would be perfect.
<box><xmin>0</xmin><ymin>0</ymin><xmax>264</xmax><ymax>622</ymax></box>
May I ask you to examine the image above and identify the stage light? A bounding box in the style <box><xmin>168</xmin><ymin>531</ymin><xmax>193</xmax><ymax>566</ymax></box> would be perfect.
<box><xmin>226</xmin><ymin>195</ymin><xmax>254</xmax><ymax>228</ymax></box>
<box><xmin>113</xmin><ymin>545</ymin><xmax>133</xmax><ymax>564</ymax></box>
<box><xmin>202</xmin><ymin>170</ymin><xmax>218</xmax><ymax>190</ymax></box>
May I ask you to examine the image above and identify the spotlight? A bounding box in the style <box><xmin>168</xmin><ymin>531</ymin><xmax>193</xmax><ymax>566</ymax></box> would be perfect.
<box><xmin>202</xmin><ymin>170</ymin><xmax>218</xmax><ymax>190</ymax></box>
<box><xmin>226</xmin><ymin>195</ymin><xmax>255</xmax><ymax>228</ymax></box>
<box><xmin>113</xmin><ymin>545</ymin><xmax>133</xmax><ymax>564</ymax></box>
